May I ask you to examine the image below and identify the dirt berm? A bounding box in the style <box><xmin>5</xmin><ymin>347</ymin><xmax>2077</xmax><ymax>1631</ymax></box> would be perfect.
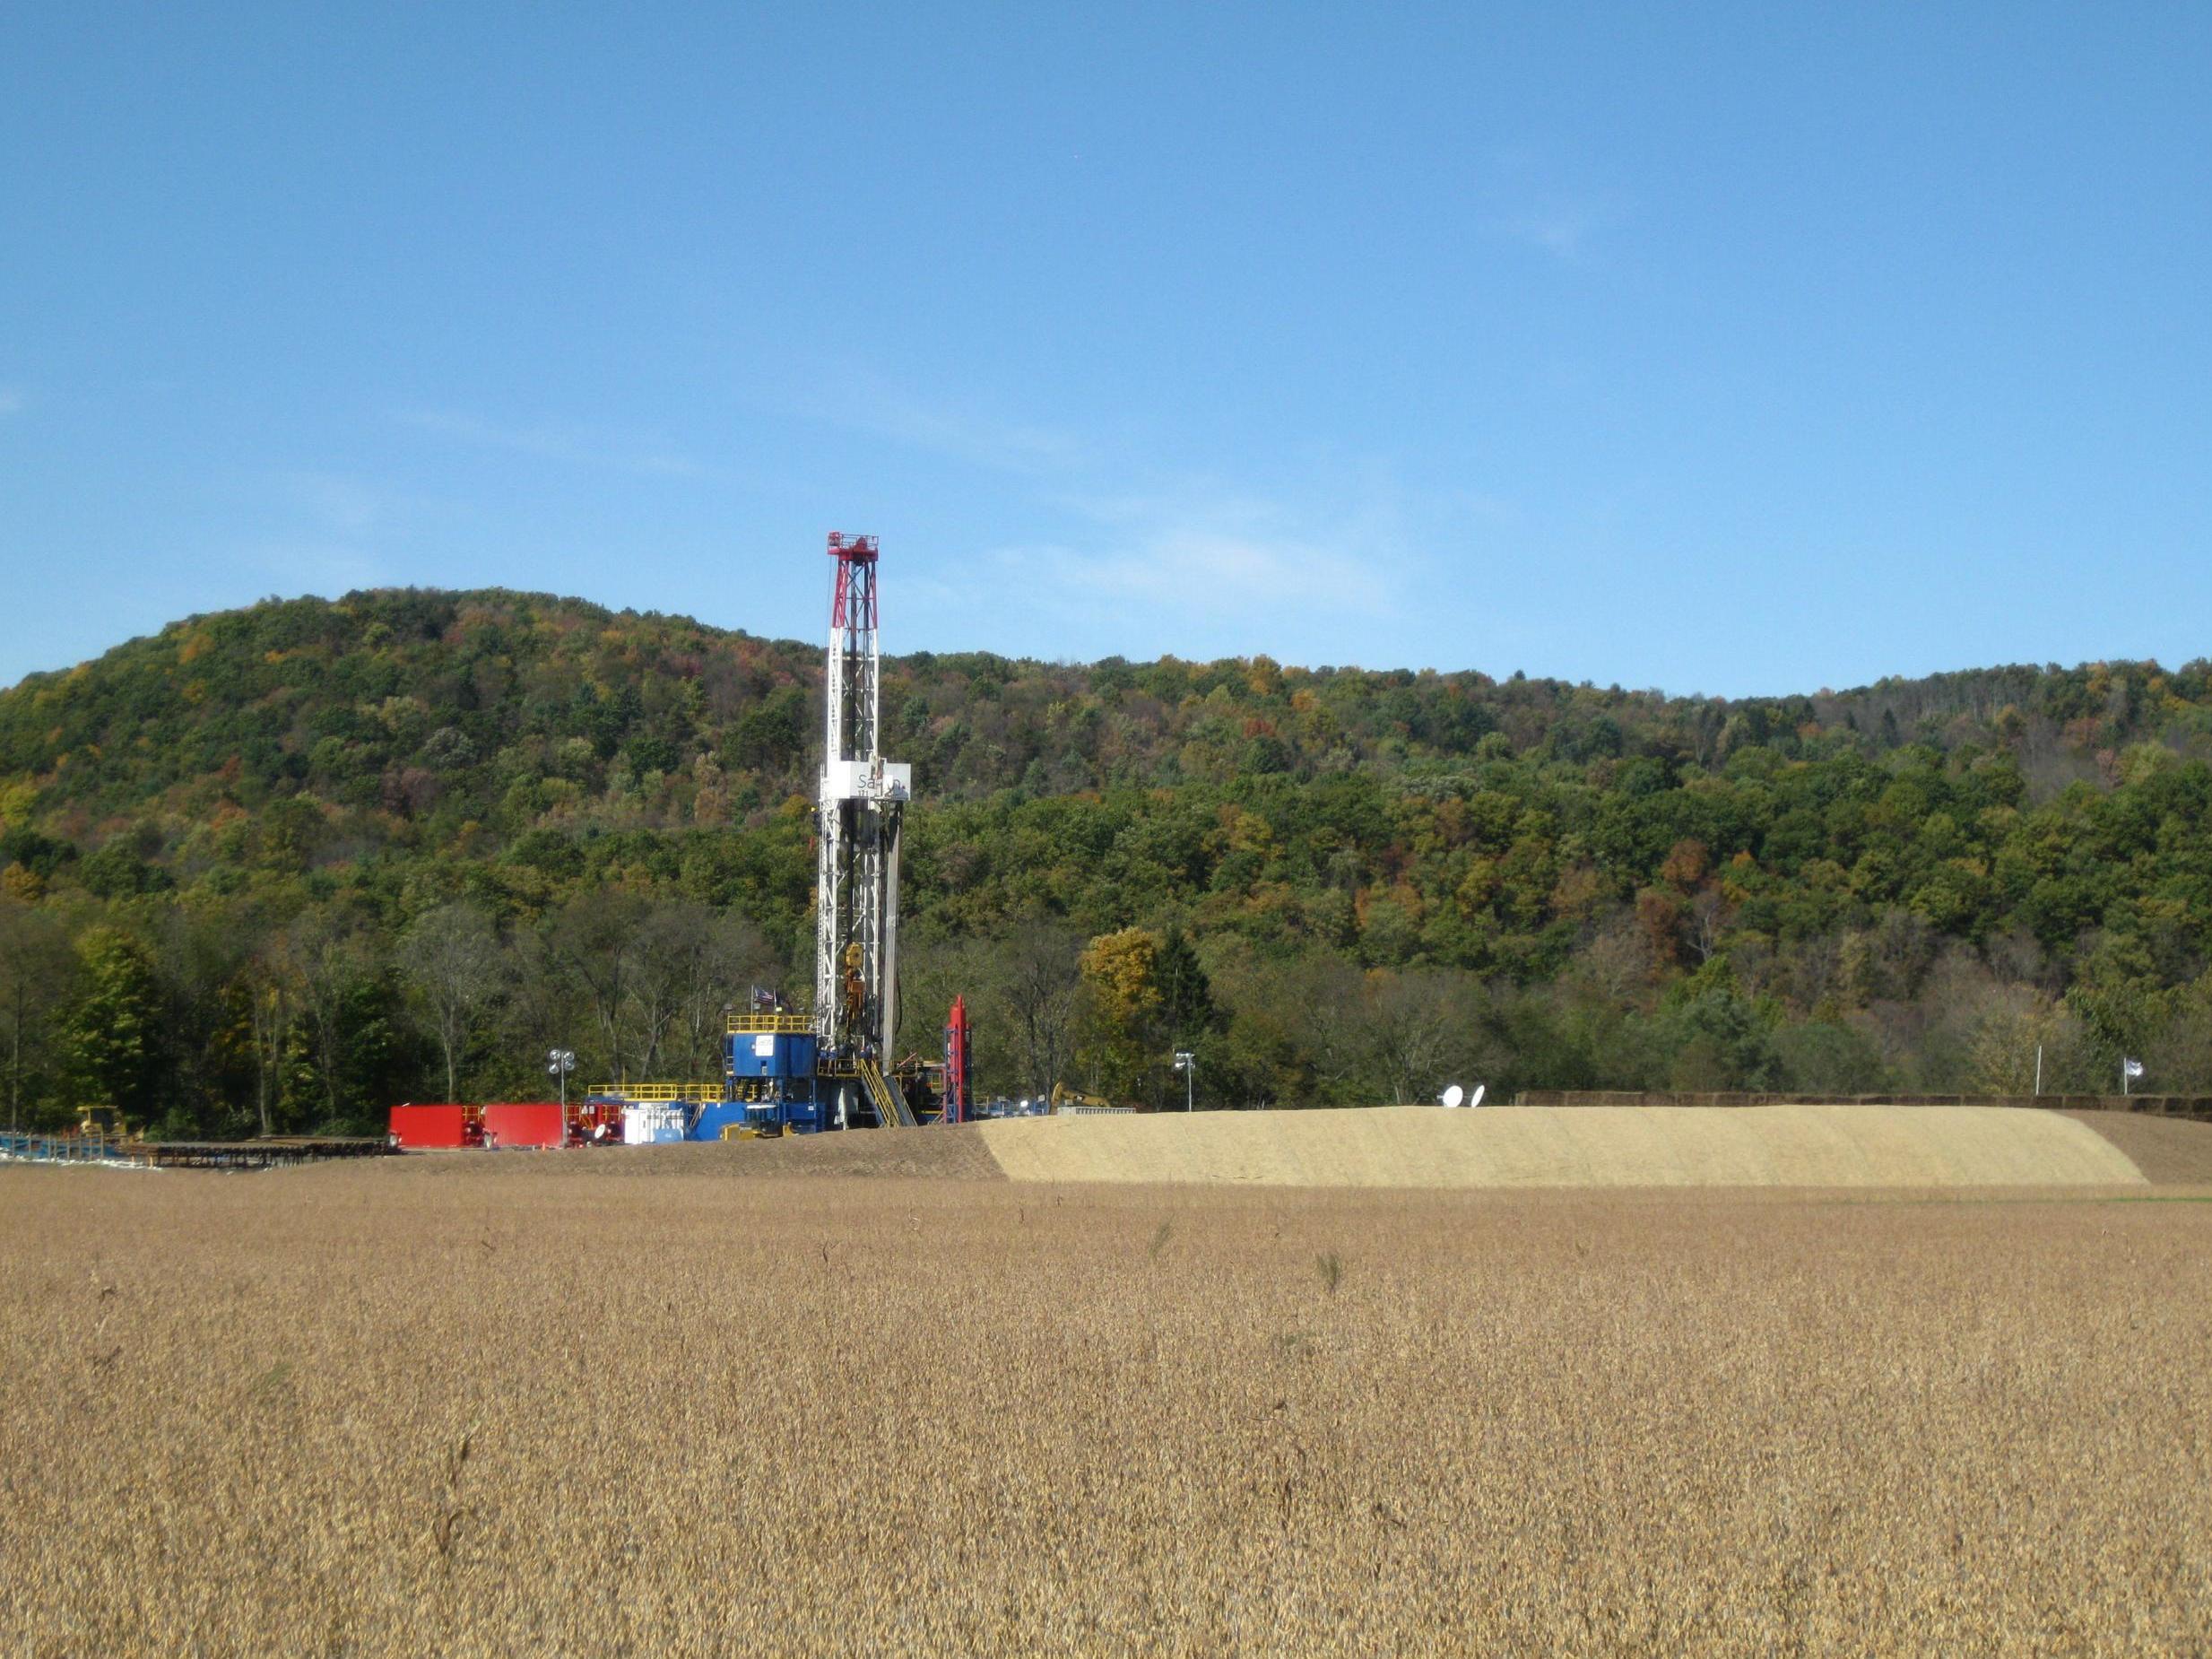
<box><xmin>973</xmin><ymin>1105</ymin><xmax>2152</xmax><ymax>1188</ymax></box>
<box><xmin>413</xmin><ymin>1104</ymin><xmax>2210</xmax><ymax>1187</ymax></box>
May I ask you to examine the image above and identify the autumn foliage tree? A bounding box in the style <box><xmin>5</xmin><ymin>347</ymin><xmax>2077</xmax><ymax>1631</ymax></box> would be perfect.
<box><xmin>1078</xmin><ymin>929</ymin><xmax>1162</xmax><ymax>1101</ymax></box>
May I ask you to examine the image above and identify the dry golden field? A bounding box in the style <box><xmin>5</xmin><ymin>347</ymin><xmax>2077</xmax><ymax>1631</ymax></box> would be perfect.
<box><xmin>3</xmin><ymin>1155</ymin><xmax>2209</xmax><ymax>1655</ymax></box>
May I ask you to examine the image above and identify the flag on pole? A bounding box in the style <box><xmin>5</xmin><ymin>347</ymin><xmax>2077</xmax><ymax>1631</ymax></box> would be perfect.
<box><xmin>2124</xmin><ymin>1058</ymin><xmax>2145</xmax><ymax>1080</ymax></box>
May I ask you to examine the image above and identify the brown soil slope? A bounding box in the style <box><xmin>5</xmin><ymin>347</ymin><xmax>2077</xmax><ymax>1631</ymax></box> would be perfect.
<box><xmin>2067</xmin><ymin>1112</ymin><xmax>2212</xmax><ymax>1185</ymax></box>
<box><xmin>395</xmin><ymin>1127</ymin><xmax>1007</xmax><ymax>1180</ymax></box>
<box><xmin>383</xmin><ymin>1106</ymin><xmax>2185</xmax><ymax>1189</ymax></box>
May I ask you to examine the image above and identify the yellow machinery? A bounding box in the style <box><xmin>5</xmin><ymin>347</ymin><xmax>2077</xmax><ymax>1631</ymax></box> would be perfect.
<box><xmin>76</xmin><ymin>1104</ymin><xmax>136</xmax><ymax>1140</ymax></box>
<box><xmin>1049</xmin><ymin>1083</ymin><xmax>1126</xmax><ymax>1112</ymax></box>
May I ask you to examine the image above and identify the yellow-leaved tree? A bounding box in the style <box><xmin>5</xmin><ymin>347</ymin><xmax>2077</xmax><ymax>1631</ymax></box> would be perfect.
<box><xmin>1077</xmin><ymin>928</ymin><xmax>1161</xmax><ymax>1101</ymax></box>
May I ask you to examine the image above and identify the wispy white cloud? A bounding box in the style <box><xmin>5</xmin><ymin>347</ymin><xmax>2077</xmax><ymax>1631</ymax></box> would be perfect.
<box><xmin>217</xmin><ymin>471</ymin><xmax>393</xmax><ymax>595</ymax></box>
<box><xmin>783</xmin><ymin>369</ymin><xmax>1087</xmax><ymax>474</ymax></box>
<box><xmin>398</xmin><ymin>408</ymin><xmax>704</xmax><ymax>478</ymax></box>
<box><xmin>1480</xmin><ymin>143</ymin><xmax>1621</xmax><ymax>262</ymax></box>
<box><xmin>283</xmin><ymin>470</ymin><xmax>381</xmax><ymax>538</ymax></box>
<box><xmin>239</xmin><ymin>541</ymin><xmax>386</xmax><ymax>592</ymax></box>
<box><xmin>872</xmin><ymin>397</ymin><xmax>1084</xmax><ymax>473</ymax></box>
<box><xmin>1496</xmin><ymin>201</ymin><xmax>1610</xmax><ymax>259</ymax></box>
<box><xmin>974</xmin><ymin>479</ymin><xmax>1413</xmax><ymax>663</ymax></box>
<box><xmin>1046</xmin><ymin>526</ymin><xmax>1400</xmax><ymax>619</ymax></box>
<box><xmin>783</xmin><ymin>371</ymin><xmax>1448</xmax><ymax>661</ymax></box>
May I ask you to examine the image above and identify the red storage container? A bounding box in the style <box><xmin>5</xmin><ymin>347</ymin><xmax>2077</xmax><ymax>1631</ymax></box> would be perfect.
<box><xmin>481</xmin><ymin>1102</ymin><xmax>566</xmax><ymax>1149</ymax></box>
<box><xmin>389</xmin><ymin>1104</ymin><xmax>475</xmax><ymax>1149</ymax></box>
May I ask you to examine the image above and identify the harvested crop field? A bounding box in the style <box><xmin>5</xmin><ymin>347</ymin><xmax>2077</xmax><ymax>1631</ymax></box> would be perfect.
<box><xmin>4</xmin><ymin>1162</ymin><xmax>2209</xmax><ymax>1654</ymax></box>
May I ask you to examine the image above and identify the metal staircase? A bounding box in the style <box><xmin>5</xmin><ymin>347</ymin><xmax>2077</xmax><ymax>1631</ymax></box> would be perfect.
<box><xmin>855</xmin><ymin>1057</ymin><xmax>915</xmax><ymax>1127</ymax></box>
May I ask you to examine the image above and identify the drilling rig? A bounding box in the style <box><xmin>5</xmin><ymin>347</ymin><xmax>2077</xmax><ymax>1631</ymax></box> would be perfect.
<box><xmin>811</xmin><ymin>533</ymin><xmax>916</xmax><ymax>1127</ymax></box>
<box><xmin>527</xmin><ymin>532</ymin><xmax>962</xmax><ymax>1144</ymax></box>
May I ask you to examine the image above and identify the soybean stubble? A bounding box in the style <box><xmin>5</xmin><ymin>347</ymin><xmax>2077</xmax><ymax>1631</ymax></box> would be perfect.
<box><xmin>1</xmin><ymin>1163</ymin><xmax>2206</xmax><ymax>1654</ymax></box>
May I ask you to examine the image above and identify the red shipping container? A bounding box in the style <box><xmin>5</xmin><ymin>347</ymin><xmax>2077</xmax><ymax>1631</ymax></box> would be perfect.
<box><xmin>481</xmin><ymin>1102</ymin><xmax>566</xmax><ymax>1149</ymax></box>
<box><xmin>389</xmin><ymin>1104</ymin><xmax>475</xmax><ymax>1150</ymax></box>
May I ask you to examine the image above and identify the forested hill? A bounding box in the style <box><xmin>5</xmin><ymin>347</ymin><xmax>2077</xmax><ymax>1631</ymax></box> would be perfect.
<box><xmin>4</xmin><ymin>586</ymin><xmax>2212</xmax><ymax>1134</ymax></box>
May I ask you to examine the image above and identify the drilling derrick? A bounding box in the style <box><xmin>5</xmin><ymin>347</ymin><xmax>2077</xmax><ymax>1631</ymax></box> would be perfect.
<box><xmin>814</xmin><ymin>533</ymin><xmax>915</xmax><ymax>1125</ymax></box>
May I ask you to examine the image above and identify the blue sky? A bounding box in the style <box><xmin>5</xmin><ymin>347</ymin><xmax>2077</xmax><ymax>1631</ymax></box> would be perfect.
<box><xmin>2</xmin><ymin>3</ymin><xmax>2207</xmax><ymax>697</ymax></box>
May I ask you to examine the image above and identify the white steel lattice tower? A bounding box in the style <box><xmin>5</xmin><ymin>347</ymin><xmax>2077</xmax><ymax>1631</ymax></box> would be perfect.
<box><xmin>814</xmin><ymin>534</ymin><xmax>910</xmax><ymax>1074</ymax></box>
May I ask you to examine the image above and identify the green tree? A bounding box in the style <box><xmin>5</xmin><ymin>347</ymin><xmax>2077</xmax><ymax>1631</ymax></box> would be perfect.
<box><xmin>546</xmin><ymin>888</ymin><xmax>653</xmax><ymax>1082</ymax></box>
<box><xmin>1155</xmin><ymin>925</ymin><xmax>1218</xmax><ymax>1047</ymax></box>
<box><xmin>1656</xmin><ymin>977</ymin><xmax>1782</xmax><ymax>1091</ymax></box>
<box><xmin>0</xmin><ymin>900</ymin><xmax>76</xmax><ymax>1130</ymax></box>
<box><xmin>62</xmin><ymin>927</ymin><xmax>163</xmax><ymax>1124</ymax></box>
<box><xmin>403</xmin><ymin>902</ymin><xmax>506</xmax><ymax>1100</ymax></box>
<box><xmin>1002</xmin><ymin>924</ymin><xmax>1083</xmax><ymax>1104</ymax></box>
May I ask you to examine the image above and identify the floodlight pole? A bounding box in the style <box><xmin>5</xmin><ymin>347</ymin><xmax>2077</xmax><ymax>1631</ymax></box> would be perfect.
<box><xmin>1175</xmin><ymin>1050</ymin><xmax>1194</xmax><ymax>1113</ymax></box>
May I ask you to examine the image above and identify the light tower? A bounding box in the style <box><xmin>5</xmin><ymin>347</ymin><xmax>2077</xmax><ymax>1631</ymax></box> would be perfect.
<box><xmin>813</xmin><ymin>533</ymin><xmax>913</xmax><ymax>1125</ymax></box>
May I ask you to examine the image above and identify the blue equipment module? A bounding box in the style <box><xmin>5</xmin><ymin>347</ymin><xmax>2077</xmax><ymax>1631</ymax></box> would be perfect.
<box><xmin>712</xmin><ymin>1019</ymin><xmax>826</xmax><ymax>1134</ymax></box>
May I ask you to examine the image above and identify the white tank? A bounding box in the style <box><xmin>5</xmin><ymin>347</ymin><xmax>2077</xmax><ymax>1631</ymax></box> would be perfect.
<box><xmin>621</xmin><ymin>1102</ymin><xmax>687</xmax><ymax>1145</ymax></box>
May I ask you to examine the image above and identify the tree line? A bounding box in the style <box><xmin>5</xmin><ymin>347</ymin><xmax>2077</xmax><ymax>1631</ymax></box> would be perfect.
<box><xmin>6</xmin><ymin>587</ymin><xmax>2212</xmax><ymax>1132</ymax></box>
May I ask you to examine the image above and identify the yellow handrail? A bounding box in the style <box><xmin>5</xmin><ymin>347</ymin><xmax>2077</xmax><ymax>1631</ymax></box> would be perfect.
<box><xmin>586</xmin><ymin>1081</ymin><xmax>724</xmax><ymax>1102</ymax></box>
<box><xmin>725</xmin><ymin>1012</ymin><xmax>816</xmax><ymax>1035</ymax></box>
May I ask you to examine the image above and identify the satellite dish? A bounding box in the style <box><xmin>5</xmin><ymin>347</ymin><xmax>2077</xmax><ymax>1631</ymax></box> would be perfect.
<box><xmin>1441</xmin><ymin>1085</ymin><xmax>1465</xmax><ymax>1109</ymax></box>
<box><xmin>1470</xmin><ymin>1083</ymin><xmax>1487</xmax><ymax>1107</ymax></box>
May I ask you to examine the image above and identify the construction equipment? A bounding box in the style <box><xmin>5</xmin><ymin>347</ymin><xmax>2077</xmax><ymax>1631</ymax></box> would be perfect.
<box><xmin>1049</xmin><ymin>1083</ymin><xmax>1129</xmax><ymax>1113</ymax></box>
